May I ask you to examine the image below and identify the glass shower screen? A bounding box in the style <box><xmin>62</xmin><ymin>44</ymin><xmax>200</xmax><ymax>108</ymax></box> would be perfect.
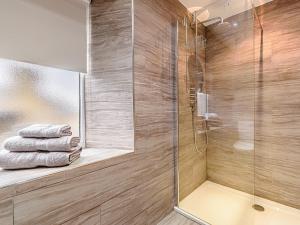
<box><xmin>176</xmin><ymin>0</ymin><xmax>255</xmax><ymax>224</ymax></box>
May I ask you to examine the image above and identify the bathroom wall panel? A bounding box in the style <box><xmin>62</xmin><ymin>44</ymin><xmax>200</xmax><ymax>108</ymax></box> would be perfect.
<box><xmin>133</xmin><ymin>0</ymin><xmax>189</xmax><ymax>221</ymax></box>
<box><xmin>85</xmin><ymin>0</ymin><xmax>134</xmax><ymax>150</ymax></box>
<box><xmin>61</xmin><ymin>207</ymin><xmax>100</xmax><ymax>225</ymax></box>
<box><xmin>125</xmin><ymin>188</ymin><xmax>173</xmax><ymax>225</ymax></box>
<box><xmin>10</xmin><ymin>0</ymin><xmax>190</xmax><ymax>224</ymax></box>
<box><xmin>177</xmin><ymin>21</ymin><xmax>207</xmax><ymax>200</ymax></box>
<box><xmin>254</xmin><ymin>0</ymin><xmax>300</xmax><ymax>209</ymax></box>
<box><xmin>100</xmin><ymin>170</ymin><xmax>173</xmax><ymax>225</ymax></box>
<box><xmin>0</xmin><ymin>199</ymin><xmax>13</xmax><ymax>225</ymax></box>
<box><xmin>133</xmin><ymin>0</ymin><xmax>190</xmax><ymax>221</ymax></box>
<box><xmin>206</xmin><ymin>9</ymin><xmax>255</xmax><ymax>194</ymax></box>
<box><xmin>206</xmin><ymin>0</ymin><xmax>300</xmax><ymax>208</ymax></box>
<box><xmin>133</xmin><ymin>0</ymin><xmax>181</xmax><ymax>154</ymax></box>
<box><xmin>0</xmin><ymin>187</ymin><xmax>15</xmax><ymax>202</ymax></box>
<box><xmin>133</xmin><ymin>0</ymin><xmax>196</xmax><ymax>202</ymax></box>
<box><xmin>13</xmin><ymin>150</ymin><xmax>173</xmax><ymax>225</ymax></box>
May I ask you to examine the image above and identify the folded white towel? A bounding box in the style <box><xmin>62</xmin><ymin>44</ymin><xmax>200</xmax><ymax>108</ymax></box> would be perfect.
<box><xmin>4</xmin><ymin>136</ymin><xmax>80</xmax><ymax>152</ymax></box>
<box><xmin>18</xmin><ymin>124</ymin><xmax>72</xmax><ymax>138</ymax></box>
<box><xmin>0</xmin><ymin>149</ymin><xmax>81</xmax><ymax>170</ymax></box>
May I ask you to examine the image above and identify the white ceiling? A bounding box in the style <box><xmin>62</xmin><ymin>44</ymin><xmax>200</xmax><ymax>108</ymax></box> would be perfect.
<box><xmin>179</xmin><ymin>0</ymin><xmax>273</xmax><ymax>22</ymax></box>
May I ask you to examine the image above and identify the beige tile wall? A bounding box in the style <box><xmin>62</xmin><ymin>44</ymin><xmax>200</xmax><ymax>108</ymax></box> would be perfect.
<box><xmin>16</xmin><ymin>0</ymin><xmax>190</xmax><ymax>224</ymax></box>
<box><xmin>177</xmin><ymin>21</ymin><xmax>207</xmax><ymax>200</ymax></box>
<box><xmin>205</xmin><ymin>0</ymin><xmax>300</xmax><ymax>209</ymax></box>
<box><xmin>205</xmin><ymin>9</ymin><xmax>255</xmax><ymax>195</ymax></box>
<box><xmin>0</xmin><ymin>199</ymin><xmax>13</xmax><ymax>225</ymax></box>
<box><xmin>254</xmin><ymin>0</ymin><xmax>300</xmax><ymax>209</ymax></box>
<box><xmin>0</xmin><ymin>0</ymin><xmax>191</xmax><ymax>224</ymax></box>
<box><xmin>85</xmin><ymin>0</ymin><xmax>134</xmax><ymax>150</ymax></box>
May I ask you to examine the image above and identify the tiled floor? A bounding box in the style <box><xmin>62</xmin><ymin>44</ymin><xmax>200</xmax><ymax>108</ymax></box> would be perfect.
<box><xmin>179</xmin><ymin>181</ymin><xmax>300</xmax><ymax>225</ymax></box>
<box><xmin>157</xmin><ymin>211</ymin><xmax>200</xmax><ymax>225</ymax></box>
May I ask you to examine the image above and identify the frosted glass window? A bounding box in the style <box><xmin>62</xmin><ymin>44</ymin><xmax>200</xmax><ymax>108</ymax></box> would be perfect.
<box><xmin>0</xmin><ymin>58</ymin><xmax>80</xmax><ymax>145</ymax></box>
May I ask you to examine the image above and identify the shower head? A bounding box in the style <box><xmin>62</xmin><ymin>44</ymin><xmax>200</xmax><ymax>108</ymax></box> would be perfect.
<box><xmin>204</xmin><ymin>17</ymin><xmax>232</xmax><ymax>33</ymax></box>
<box><xmin>192</xmin><ymin>15</ymin><xmax>229</xmax><ymax>30</ymax></box>
<box><xmin>192</xmin><ymin>7</ymin><xmax>227</xmax><ymax>27</ymax></box>
<box><xmin>201</xmin><ymin>17</ymin><xmax>224</xmax><ymax>26</ymax></box>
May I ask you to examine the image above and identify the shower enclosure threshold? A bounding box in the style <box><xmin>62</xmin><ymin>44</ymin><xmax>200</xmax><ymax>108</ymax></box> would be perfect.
<box><xmin>178</xmin><ymin>181</ymin><xmax>300</xmax><ymax>225</ymax></box>
<box><xmin>174</xmin><ymin>207</ymin><xmax>211</xmax><ymax>225</ymax></box>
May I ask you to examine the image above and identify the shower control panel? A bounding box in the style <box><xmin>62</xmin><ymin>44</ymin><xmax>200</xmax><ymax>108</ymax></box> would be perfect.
<box><xmin>189</xmin><ymin>89</ymin><xmax>208</xmax><ymax>118</ymax></box>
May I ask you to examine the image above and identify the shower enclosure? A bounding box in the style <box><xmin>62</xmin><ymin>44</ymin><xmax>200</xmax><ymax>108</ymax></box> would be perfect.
<box><xmin>175</xmin><ymin>0</ymin><xmax>300</xmax><ymax>224</ymax></box>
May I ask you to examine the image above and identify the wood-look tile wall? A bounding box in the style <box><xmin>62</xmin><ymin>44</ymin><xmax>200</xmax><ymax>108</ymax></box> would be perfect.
<box><xmin>85</xmin><ymin>0</ymin><xmax>134</xmax><ymax>150</ymax></box>
<box><xmin>0</xmin><ymin>199</ymin><xmax>13</xmax><ymax>225</ymax></box>
<box><xmin>177</xmin><ymin>21</ymin><xmax>207</xmax><ymax>200</ymax></box>
<box><xmin>254</xmin><ymin>0</ymin><xmax>300</xmax><ymax>209</ymax></box>
<box><xmin>13</xmin><ymin>153</ymin><xmax>174</xmax><ymax>225</ymax></box>
<box><xmin>206</xmin><ymin>9</ymin><xmax>255</xmax><ymax>195</ymax></box>
<box><xmin>0</xmin><ymin>1</ymin><xmax>190</xmax><ymax>225</ymax></box>
<box><xmin>206</xmin><ymin>0</ymin><xmax>300</xmax><ymax>209</ymax></box>
<box><xmin>133</xmin><ymin>0</ymin><xmax>188</xmax><ymax>156</ymax></box>
<box><xmin>61</xmin><ymin>207</ymin><xmax>101</xmax><ymax>225</ymax></box>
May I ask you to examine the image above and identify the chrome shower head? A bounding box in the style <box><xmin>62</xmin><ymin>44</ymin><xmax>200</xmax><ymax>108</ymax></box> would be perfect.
<box><xmin>200</xmin><ymin>17</ymin><xmax>224</xmax><ymax>26</ymax></box>
<box><xmin>201</xmin><ymin>16</ymin><xmax>232</xmax><ymax>34</ymax></box>
<box><xmin>192</xmin><ymin>15</ymin><xmax>227</xmax><ymax>29</ymax></box>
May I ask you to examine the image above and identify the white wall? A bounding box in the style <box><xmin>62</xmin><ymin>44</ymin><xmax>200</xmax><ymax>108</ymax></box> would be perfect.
<box><xmin>0</xmin><ymin>0</ymin><xmax>87</xmax><ymax>72</ymax></box>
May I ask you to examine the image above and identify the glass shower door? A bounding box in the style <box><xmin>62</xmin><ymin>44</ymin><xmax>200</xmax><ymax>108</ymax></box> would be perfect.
<box><xmin>176</xmin><ymin>1</ymin><xmax>256</xmax><ymax>224</ymax></box>
<box><xmin>177</xmin><ymin>17</ymin><xmax>208</xmax><ymax>204</ymax></box>
<box><xmin>205</xmin><ymin>1</ymin><xmax>256</xmax><ymax>224</ymax></box>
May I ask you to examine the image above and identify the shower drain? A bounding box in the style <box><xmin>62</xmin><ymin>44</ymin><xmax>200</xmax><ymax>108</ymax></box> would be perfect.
<box><xmin>252</xmin><ymin>204</ymin><xmax>265</xmax><ymax>212</ymax></box>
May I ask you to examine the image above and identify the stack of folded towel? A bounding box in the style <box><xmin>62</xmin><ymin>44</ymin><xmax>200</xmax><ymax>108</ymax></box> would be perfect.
<box><xmin>0</xmin><ymin>124</ymin><xmax>81</xmax><ymax>170</ymax></box>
